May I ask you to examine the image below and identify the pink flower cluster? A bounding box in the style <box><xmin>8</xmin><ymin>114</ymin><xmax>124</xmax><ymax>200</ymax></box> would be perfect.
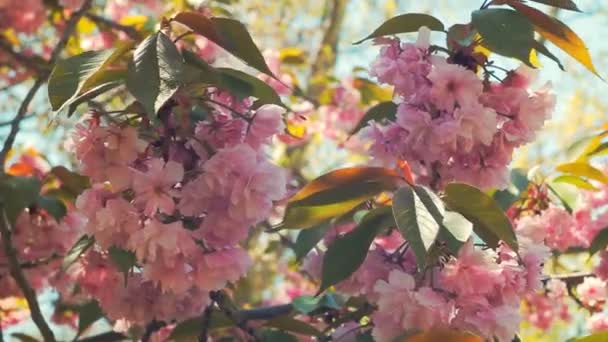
<box><xmin>0</xmin><ymin>0</ymin><xmax>45</xmax><ymax>34</ymax></box>
<box><xmin>0</xmin><ymin>211</ymin><xmax>82</xmax><ymax>299</ymax></box>
<box><xmin>522</xmin><ymin>279</ymin><xmax>571</xmax><ymax>330</ymax></box>
<box><xmin>362</xmin><ymin>28</ymin><xmax>555</xmax><ymax>190</ymax></box>
<box><xmin>302</xmin><ymin>224</ymin><xmax>549</xmax><ymax>341</ymax></box>
<box><xmin>67</xmin><ymin>95</ymin><xmax>287</xmax><ymax>323</ymax></box>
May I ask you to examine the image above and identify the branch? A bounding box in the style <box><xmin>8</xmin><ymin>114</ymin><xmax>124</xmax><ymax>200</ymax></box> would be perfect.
<box><xmin>0</xmin><ymin>38</ymin><xmax>49</xmax><ymax>76</ymax></box>
<box><xmin>85</xmin><ymin>13</ymin><xmax>141</xmax><ymax>40</ymax></box>
<box><xmin>209</xmin><ymin>291</ymin><xmax>261</xmax><ymax>341</ymax></box>
<box><xmin>0</xmin><ymin>0</ymin><xmax>93</xmax><ymax>171</ymax></box>
<box><xmin>0</xmin><ymin>207</ymin><xmax>55</xmax><ymax>341</ymax></box>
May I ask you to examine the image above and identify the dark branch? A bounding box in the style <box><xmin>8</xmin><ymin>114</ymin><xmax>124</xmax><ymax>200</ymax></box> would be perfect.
<box><xmin>0</xmin><ymin>207</ymin><xmax>55</xmax><ymax>341</ymax></box>
<box><xmin>0</xmin><ymin>0</ymin><xmax>93</xmax><ymax>171</ymax></box>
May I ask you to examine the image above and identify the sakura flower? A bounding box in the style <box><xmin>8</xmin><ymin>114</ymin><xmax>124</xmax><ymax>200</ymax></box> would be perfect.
<box><xmin>428</xmin><ymin>60</ymin><xmax>483</xmax><ymax>111</ymax></box>
<box><xmin>133</xmin><ymin>159</ymin><xmax>183</xmax><ymax>215</ymax></box>
<box><xmin>577</xmin><ymin>277</ymin><xmax>607</xmax><ymax>308</ymax></box>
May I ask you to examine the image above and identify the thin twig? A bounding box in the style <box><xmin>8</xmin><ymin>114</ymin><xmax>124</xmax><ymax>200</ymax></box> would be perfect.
<box><xmin>0</xmin><ymin>0</ymin><xmax>93</xmax><ymax>172</ymax></box>
<box><xmin>0</xmin><ymin>207</ymin><xmax>55</xmax><ymax>341</ymax></box>
<box><xmin>85</xmin><ymin>13</ymin><xmax>140</xmax><ymax>40</ymax></box>
<box><xmin>0</xmin><ymin>113</ymin><xmax>35</xmax><ymax>127</ymax></box>
<box><xmin>198</xmin><ymin>302</ymin><xmax>215</xmax><ymax>342</ymax></box>
<box><xmin>0</xmin><ymin>38</ymin><xmax>49</xmax><ymax>76</ymax></box>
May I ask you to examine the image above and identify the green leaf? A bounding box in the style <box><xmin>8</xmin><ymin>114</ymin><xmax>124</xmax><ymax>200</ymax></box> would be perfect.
<box><xmin>586</xmin><ymin>141</ymin><xmax>608</xmax><ymax>158</ymax></box>
<box><xmin>62</xmin><ymin>235</ymin><xmax>95</xmax><ymax>271</ymax></box>
<box><xmin>108</xmin><ymin>246</ymin><xmax>137</xmax><ymax>284</ymax></box>
<box><xmin>527</xmin><ymin>0</ymin><xmax>581</xmax><ymax>12</ymax></box>
<box><xmin>507</xmin><ymin>1</ymin><xmax>600</xmax><ymax>77</ymax></box>
<box><xmin>556</xmin><ymin>162</ymin><xmax>608</xmax><ymax>184</ymax></box>
<box><xmin>48</xmin><ymin>42</ymin><xmax>132</xmax><ymax>111</ymax></box>
<box><xmin>216</xmin><ymin>68</ymin><xmax>286</xmax><ymax>108</ymax></box>
<box><xmin>127</xmin><ymin>32</ymin><xmax>183</xmax><ymax>116</ymax></box>
<box><xmin>76</xmin><ymin>300</ymin><xmax>104</xmax><ymax>337</ymax></box>
<box><xmin>279</xmin><ymin>167</ymin><xmax>402</xmax><ymax>230</ymax></box>
<box><xmin>354</xmin><ymin>13</ymin><xmax>445</xmax><ymax>44</ymax></box>
<box><xmin>51</xmin><ymin>166</ymin><xmax>90</xmax><ymax>197</ymax></box>
<box><xmin>553</xmin><ymin>175</ymin><xmax>597</xmax><ymax>190</ymax></box>
<box><xmin>319</xmin><ymin>207</ymin><xmax>394</xmax><ymax>293</ymax></box>
<box><xmin>392</xmin><ymin>186</ymin><xmax>441</xmax><ymax>270</ymax></box>
<box><xmin>440</xmin><ymin>211</ymin><xmax>473</xmax><ymax>254</ymax></box>
<box><xmin>292</xmin><ymin>294</ymin><xmax>341</xmax><ymax>315</ymax></box>
<box><xmin>264</xmin><ymin>316</ymin><xmax>321</xmax><ymax>336</ymax></box>
<box><xmin>172</xmin><ymin>12</ymin><xmax>275</xmax><ymax>78</ymax></box>
<box><xmin>443</xmin><ymin>183</ymin><xmax>518</xmax><ymax>251</ymax></box>
<box><xmin>36</xmin><ymin>195</ymin><xmax>67</xmax><ymax>220</ymax></box>
<box><xmin>573</xmin><ymin>331</ymin><xmax>608</xmax><ymax>342</ymax></box>
<box><xmin>0</xmin><ymin>175</ymin><xmax>41</xmax><ymax>224</ymax></box>
<box><xmin>546</xmin><ymin>183</ymin><xmax>574</xmax><ymax>214</ymax></box>
<box><xmin>589</xmin><ymin>228</ymin><xmax>608</xmax><ymax>255</ymax></box>
<box><xmin>259</xmin><ymin>329</ymin><xmax>298</xmax><ymax>342</ymax></box>
<box><xmin>66</xmin><ymin>79</ymin><xmax>124</xmax><ymax>117</ymax></box>
<box><xmin>351</xmin><ymin>101</ymin><xmax>397</xmax><ymax>136</ymax></box>
<box><xmin>293</xmin><ymin>223</ymin><xmax>330</xmax><ymax>261</ymax></box>
<box><xmin>472</xmin><ymin>8</ymin><xmax>563</xmax><ymax>69</ymax></box>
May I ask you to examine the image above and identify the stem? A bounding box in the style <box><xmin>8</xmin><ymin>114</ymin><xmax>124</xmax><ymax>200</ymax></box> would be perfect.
<box><xmin>173</xmin><ymin>31</ymin><xmax>194</xmax><ymax>43</ymax></box>
<box><xmin>198</xmin><ymin>302</ymin><xmax>214</xmax><ymax>342</ymax></box>
<box><xmin>0</xmin><ymin>0</ymin><xmax>93</xmax><ymax>172</ymax></box>
<box><xmin>0</xmin><ymin>208</ymin><xmax>55</xmax><ymax>341</ymax></box>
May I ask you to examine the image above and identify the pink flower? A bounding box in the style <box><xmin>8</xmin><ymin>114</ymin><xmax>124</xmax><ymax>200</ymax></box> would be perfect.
<box><xmin>0</xmin><ymin>0</ymin><xmax>45</xmax><ymax>34</ymax></box>
<box><xmin>428</xmin><ymin>60</ymin><xmax>483</xmax><ymax>111</ymax></box>
<box><xmin>246</xmin><ymin>104</ymin><xmax>285</xmax><ymax>148</ymax></box>
<box><xmin>453</xmin><ymin>102</ymin><xmax>498</xmax><ymax>149</ymax></box>
<box><xmin>133</xmin><ymin>159</ymin><xmax>183</xmax><ymax>215</ymax></box>
<box><xmin>588</xmin><ymin>313</ymin><xmax>608</xmax><ymax>333</ymax></box>
<box><xmin>90</xmin><ymin>198</ymin><xmax>140</xmax><ymax>249</ymax></box>
<box><xmin>577</xmin><ymin>277</ymin><xmax>607</xmax><ymax>308</ymax></box>
<box><xmin>192</xmin><ymin>248</ymin><xmax>251</xmax><ymax>291</ymax></box>
<box><xmin>59</xmin><ymin>0</ymin><xmax>84</xmax><ymax>10</ymax></box>
<box><xmin>440</xmin><ymin>240</ymin><xmax>502</xmax><ymax>297</ymax></box>
<box><xmin>128</xmin><ymin>220</ymin><xmax>195</xmax><ymax>263</ymax></box>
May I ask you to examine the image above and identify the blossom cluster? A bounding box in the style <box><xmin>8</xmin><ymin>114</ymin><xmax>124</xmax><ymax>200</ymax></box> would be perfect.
<box><xmin>66</xmin><ymin>91</ymin><xmax>287</xmax><ymax>324</ymax></box>
<box><xmin>302</xmin><ymin>219</ymin><xmax>550</xmax><ymax>341</ymax></box>
<box><xmin>362</xmin><ymin>28</ymin><xmax>555</xmax><ymax>190</ymax></box>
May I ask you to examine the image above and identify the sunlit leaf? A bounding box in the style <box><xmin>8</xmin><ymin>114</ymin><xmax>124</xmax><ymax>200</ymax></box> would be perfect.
<box><xmin>507</xmin><ymin>1</ymin><xmax>600</xmax><ymax>77</ymax></box>
<box><xmin>172</xmin><ymin>11</ymin><xmax>275</xmax><ymax>78</ymax></box>
<box><xmin>279</xmin><ymin>167</ymin><xmax>402</xmax><ymax>230</ymax></box>
<box><xmin>319</xmin><ymin>207</ymin><xmax>394</xmax><ymax>293</ymax></box>
<box><xmin>350</xmin><ymin>101</ymin><xmax>397</xmax><ymax>136</ymax></box>
<box><xmin>441</xmin><ymin>211</ymin><xmax>473</xmax><ymax>253</ymax></box>
<box><xmin>293</xmin><ymin>223</ymin><xmax>330</xmax><ymax>261</ymax></box>
<box><xmin>392</xmin><ymin>186</ymin><xmax>440</xmax><ymax>269</ymax></box>
<box><xmin>443</xmin><ymin>183</ymin><xmax>518</xmax><ymax>251</ymax></box>
<box><xmin>279</xmin><ymin>47</ymin><xmax>307</xmax><ymax>65</ymax></box>
<box><xmin>62</xmin><ymin>235</ymin><xmax>95</xmax><ymax>271</ymax></box>
<box><xmin>354</xmin><ymin>13</ymin><xmax>445</xmax><ymax>44</ymax></box>
<box><xmin>553</xmin><ymin>175</ymin><xmax>598</xmax><ymax>190</ymax></box>
<box><xmin>556</xmin><ymin>162</ymin><xmax>608</xmax><ymax>184</ymax></box>
<box><xmin>127</xmin><ymin>32</ymin><xmax>183</xmax><ymax>116</ymax></box>
<box><xmin>574</xmin><ymin>331</ymin><xmax>608</xmax><ymax>342</ymax></box>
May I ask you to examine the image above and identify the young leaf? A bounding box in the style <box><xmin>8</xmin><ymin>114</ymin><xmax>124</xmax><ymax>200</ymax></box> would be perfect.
<box><xmin>350</xmin><ymin>101</ymin><xmax>397</xmax><ymax>136</ymax></box>
<box><xmin>354</xmin><ymin>13</ymin><xmax>445</xmax><ymax>44</ymax></box>
<box><xmin>319</xmin><ymin>207</ymin><xmax>394</xmax><ymax>293</ymax></box>
<box><xmin>507</xmin><ymin>1</ymin><xmax>600</xmax><ymax>77</ymax></box>
<box><xmin>574</xmin><ymin>331</ymin><xmax>608</xmax><ymax>342</ymax></box>
<box><xmin>0</xmin><ymin>175</ymin><xmax>41</xmax><ymax>224</ymax></box>
<box><xmin>471</xmin><ymin>8</ymin><xmax>539</xmax><ymax>67</ymax></box>
<box><xmin>392</xmin><ymin>186</ymin><xmax>441</xmax><ymax>269</ymax></box>
<box><xmin>172</xmin><ymin>12</ymin><xmax>275</xmax><ymax>78</ymax></box>
<box><xmin>62</xmin><ymin>235</ymin><xmax>95</xmax><ymax>271</ymax></box>
<box><xmin>279</xmin><ymin>167</ymin><xmax>402</xmax><ymax>230</ymax></box>
<box><xmin>126</xmin><ymin>32</ymin><xmax>183</xmax><ymax>117</ymax></box>
<box><xmin>556</xmin><ymin>162</ymin><xmax>608</xmax><ymax>184</ymax></box>
<box><xmin>48</xmin><ymin>42</ymin><xmax>133</xmax><ymax>111</ymax></box>
<box><xmin>293</xmin><ymin>223</ymin><xmax>330</xmax><ymax>261</ymax></box>
<box><xmin>76</xmin><ymin>300</ymin><xmax>104</xmax><ymax>337</ymax></box>
<box><xmin>589</xmin><ymin>228</ymin><xmax>608</xmax><ymax>255</ymax></box>
<box><xmin>553</xmin><ymin>175</ymin><xmax>598</xmax><ymax>190</ymax></box>
<box><xmin>443</xmin><ymin>183</ymin><xmax>518</xmax><ymax>251</ymax></box>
